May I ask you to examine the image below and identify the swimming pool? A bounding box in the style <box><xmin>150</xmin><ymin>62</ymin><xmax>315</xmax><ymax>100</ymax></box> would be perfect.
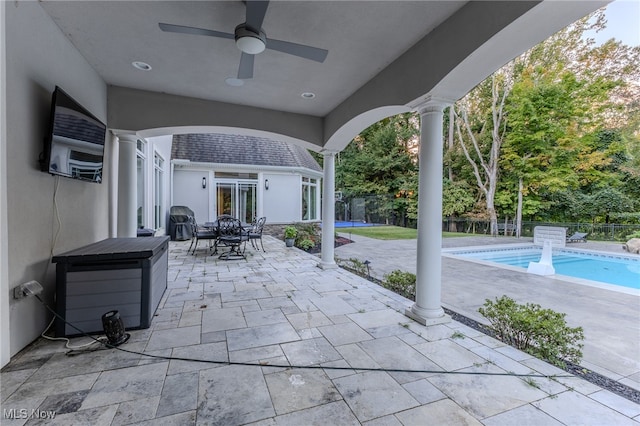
<box><xmin>444</xmin><ymin>245</ymin><xmax>640</xmax><ymax>293</ymax></box>
<box><xmin>332</xmin><ymin>221</ymin><xmax>381</xmax><ymax>228</ymax></box>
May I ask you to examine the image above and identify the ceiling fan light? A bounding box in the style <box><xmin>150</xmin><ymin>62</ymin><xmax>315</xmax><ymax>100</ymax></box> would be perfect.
<box><xmin>236</xmin><ymin>35</ymin><xmax>266</xmax><ymax>55</ymax></box>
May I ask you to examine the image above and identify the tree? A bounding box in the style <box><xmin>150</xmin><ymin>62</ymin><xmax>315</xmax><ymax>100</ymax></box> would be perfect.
<box><xmin>589</xmin><ymin>187</ymin><xmax>635</xmax><ymax>224</ymax></box>
<box><xmin>454</xmin><ymin>69</ymin><xmax>514</xmax><ymax>236</ymax></box>
<box><xmin>339</xmin><ymin>7</ymin><xmax>640</xmax><ymax>232</ymax></box>
<box><xmin>442</xmin><ymin>179</ymin><xmax>475</xmax><ymax>219</ymax></box>
<box><xmin>501</xmin><ymin>69</ymin><xmax>599</xmax><ymax>223</ymax></box>
<box><xmin>450</xmin><ymin>7</ymin><xmax>639</xmax><ymax>231</ymax></box>
<box><xmin>335</xmin><ymin>113</ymin><xmax>419</xmax><ymax>225</ymax></box>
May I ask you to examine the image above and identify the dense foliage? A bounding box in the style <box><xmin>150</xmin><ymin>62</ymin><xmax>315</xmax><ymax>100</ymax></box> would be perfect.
<box><xmin>291</xmin><ymin>222</ymin><xmax>320</xmax><ymax>250</ymax></box>
<box><xmin>478</xmin><ymin>296</ymin><xmax>584</xmax><ymax>367</ymax></box>
<box><xmin>336</xmin><ymin>114</ymin><xmax>419</xmax><ymax>225</ymax></box>
<box><xmin>335</xmin><ymin>8</ymin><xmax>639</xmax><ymax>232</ymax></box>
<box><xmin>382</xmin><ymin>270</ymin><xmax>416</xmax><ymax>300</ymax></box>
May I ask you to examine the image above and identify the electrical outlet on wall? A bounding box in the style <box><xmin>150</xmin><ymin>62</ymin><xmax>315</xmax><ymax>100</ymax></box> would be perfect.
<box><xmin>13</xmin><ymin>280</ymin><xmax>43</xmax><ymax>299</ymax></box>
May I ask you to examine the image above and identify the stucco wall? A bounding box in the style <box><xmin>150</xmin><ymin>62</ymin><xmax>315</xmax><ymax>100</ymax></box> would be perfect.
<box><xmin>173</xmin><ymin>169</ymin><xmax>211</xmax><ymax>223</ymax></box>
<box><xmin>263</xmin><ymin>173</ymin><xmax>301</xmax><ymax>224</ymax></box>
<box><xmin>172</xmin><ymin>168</ymin><xmax>309</xmax><ymax>225</ymax></box>
<box><xmin>1</xmin><ymin>0</ymin><xmax>10</xmax><ymax>367</ymax></box>
<box><xmin>5</xmin><ymin>1</ymin><xmax>108</xmax><ymax>359</ymax></box>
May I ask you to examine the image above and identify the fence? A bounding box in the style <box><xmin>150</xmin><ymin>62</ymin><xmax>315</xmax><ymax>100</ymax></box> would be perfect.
<box><xmin>442</xmin><ymin>219</ymin><xmax>640</xmax><ymax>241</ymax></box>
<box><xmin>335</xmin><ymin>194</ymin><xmax>416</xmax><ymax>227</ymax></box>
<box><xmin>333</xmin><ymin>194</ymin><xmax>639</xmax><ymax>241</ymax></box>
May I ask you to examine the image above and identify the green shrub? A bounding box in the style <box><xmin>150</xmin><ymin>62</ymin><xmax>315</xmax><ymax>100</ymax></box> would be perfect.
<box><xmin>625</xmin><ymin>230</ymin><xmax>640</xmax><ymax>239</ymax></box>
<box><xmin>293</xmin><ymin>222</ymin><xmax>320</xmax><ymax>245</ymax></box>
<box><xmin>382</xmin><ymin>270</ymin><xmax>416</xmax><ymax>300</ymax></box>
<box><xmin>337</xmin><ymin>257</ymin><xmax>368</xmax><ymax>276</ymax></box>
<box><xmin>297</xmin><ymin>238</ymin><xmax>315</xmax><ymax>250</ymax></box>
<box><xmin>478</xmin><ymin>295</ymin><xmax>584</xmax><ymax>367</ymax></box>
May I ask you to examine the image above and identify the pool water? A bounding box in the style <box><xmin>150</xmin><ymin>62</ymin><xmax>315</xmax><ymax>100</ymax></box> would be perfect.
<box><xmin>453</xmin><ymin>247</ymin><xmax>640</xmax><ymax>290</ymax></box>
<box><xmin>332</xmin><ymin>221</ymin><xmax>379</xmax><ymax>228</ymax></box>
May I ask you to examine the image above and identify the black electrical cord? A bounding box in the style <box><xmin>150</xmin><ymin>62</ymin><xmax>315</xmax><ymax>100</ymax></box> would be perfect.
<box><xmin>34</xmin><ymin>294</ymin><xmax>573</xmax><ymax>379</ymax></box>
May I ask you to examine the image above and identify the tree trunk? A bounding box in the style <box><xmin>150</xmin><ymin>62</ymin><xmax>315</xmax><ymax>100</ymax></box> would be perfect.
<box><xmin>454</xmin><ymin>72</ymin><xmax>511</xmax><ymax>238</ymax></box>
<box><xmin>448</xmin><ymin>215</ymin><xmax>458</xmax><ymax>232</ymax></box>
<box><xmin>516</xmin><ymin>178</ymin><xmax>523</xmax><ymax>238</ymax></box>
<box><xmin>488</xmin><ymin>205</ymin><xmax>498</xmax><ymax>237</ymax></box>
<box><xmin>448</xmin><ymin>107</ymin><xmax>454</xmax><ymax>181</ymax></box>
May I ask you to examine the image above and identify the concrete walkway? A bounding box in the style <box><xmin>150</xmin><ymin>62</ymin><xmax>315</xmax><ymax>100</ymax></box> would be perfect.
<box><xmin>335</xmin><ymin>233</ymin><xmax>640</xmax><ymax>390</ymax></box>
<box><xmin>1</xmin><ymin>236</ymin><xmax>639</xmax><ymax>425</ymax></box>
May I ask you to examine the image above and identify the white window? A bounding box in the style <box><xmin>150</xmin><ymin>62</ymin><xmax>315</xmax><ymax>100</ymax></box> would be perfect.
<box><xmin>153</xmin><ymin>153</ymin><xmax>164</xmax><ymax>229</ymax></box>
<box><xmin>136</xmin><ymin>140</ymin><xmax>146</xmax><ymax>228</ymax></box>
<box><xmin>302</xmin><ymin>177</ymin><xmax>319</xmax><ymax>221</ymax></box>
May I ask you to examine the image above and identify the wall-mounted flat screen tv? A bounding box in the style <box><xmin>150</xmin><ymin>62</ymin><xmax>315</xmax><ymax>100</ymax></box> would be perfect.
<box><xmin>41</xmin><ymin>86</ymin><xmax>106</xmax><ymax>183</ymax></box>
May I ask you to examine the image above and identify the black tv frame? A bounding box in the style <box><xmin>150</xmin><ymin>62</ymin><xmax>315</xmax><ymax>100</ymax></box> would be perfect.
<box><xmin>41</xmin><ymin>86</ymin><xmax>106</xmax><ymax>183</ymax></box>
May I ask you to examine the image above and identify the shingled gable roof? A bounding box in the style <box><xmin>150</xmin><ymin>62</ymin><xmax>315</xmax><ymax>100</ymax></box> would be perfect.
<box><xmin>171</xmin><ymin>134</ymin><xmax>322</xmax><ymax>172</ymax></box>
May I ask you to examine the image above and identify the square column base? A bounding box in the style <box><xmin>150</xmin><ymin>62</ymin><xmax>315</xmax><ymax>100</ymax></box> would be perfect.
<box><xmin>405</xmin><ymin>308</ymin><xmax>451</xmax><ymax>326</ymax></box>
<box><xmin>317</xmin><ymin>261</ymin><xmax>338</xmax><ymax>270</ymax></box>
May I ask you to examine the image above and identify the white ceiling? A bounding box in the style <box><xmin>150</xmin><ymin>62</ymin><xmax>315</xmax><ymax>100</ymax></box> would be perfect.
<box><xmin>38</xmin><ymin>1</ymin><xmax>608</xmax><ymax>149</ymax></box>
<box><xmin>40</xmin><ymin>1</ymin><xmax>466</xmax><ymax>117</ymax></box>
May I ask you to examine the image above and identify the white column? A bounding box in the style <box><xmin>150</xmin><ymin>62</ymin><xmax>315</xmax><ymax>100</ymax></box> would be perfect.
<box><xmin>117</xmin><ymin>134</ymin><xmax>137</xmax><ymax>237</ymax></box>
<box><xmin>319</xmin><ymin>150</ymin><xmax>338</xmax><ymax>269</ymax></box>
<box><xmin>406</xmin><ymin>99</ymin><xmax>451</xmax><ymax>325</ymax></box>
<box><xmin>108</xmin><ymin>131</ymin><xmax>119</xmax><ymax>238</ymax></box>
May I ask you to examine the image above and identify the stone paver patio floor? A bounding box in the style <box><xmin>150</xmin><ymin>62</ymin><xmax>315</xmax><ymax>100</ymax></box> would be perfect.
<box><xmin>334</xmin><ymin>233</ymin><xmax>640</xmax><ymax>388</ymax></box>
<box><xmin>2</xmin><ymin>236</ymin><xmax>639</xmax><ymax>425</ymax></box>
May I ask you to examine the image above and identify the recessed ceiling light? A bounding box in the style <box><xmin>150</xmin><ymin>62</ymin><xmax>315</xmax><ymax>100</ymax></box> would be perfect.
<box><xmin>301</xmin><ymin>92</ymin><xmax>316</xmax><ymax>99</ymax></box>
<box><xmin>132</xmin><ymin>61</ymin><xmax>152</xmax><ymax>71</ymax></box>
<box><xmin>225</xmin><ymin>77</ymin><xmax>245</xmax><ymax>87</ymax></box>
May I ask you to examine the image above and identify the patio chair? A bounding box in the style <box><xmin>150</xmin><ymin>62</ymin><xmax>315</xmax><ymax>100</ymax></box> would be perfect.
<box><xmin>248</xmin><ymin>217</ymin><xmax>267</xmax><ymax>252</ymax></box>
<box><xmin>566</xmin><ymin>232</ymin><xmax>588</xmax><ymax>243</ymax></box>
<box><xmin>188</xmin><ymin>216</ymin><xmax>218</xmax><ymax>255</ymax></box>
<box><xmin>216</xmin><ymin>216</ymin><xmax>248</xmax><ymax>260</ymax></box>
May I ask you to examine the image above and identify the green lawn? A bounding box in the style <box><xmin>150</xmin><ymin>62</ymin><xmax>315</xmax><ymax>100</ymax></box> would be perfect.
<box><xmin>337</xmin><ymin>226</ymin><xmax>474</xmax><ymax>240</ymax></box>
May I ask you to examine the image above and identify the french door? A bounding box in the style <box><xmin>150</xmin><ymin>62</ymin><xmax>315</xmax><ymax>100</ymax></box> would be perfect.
<box><xmin>216</xmin><ymin>180</ymin><xmax>257</xmax><ymax>223</ymax></box>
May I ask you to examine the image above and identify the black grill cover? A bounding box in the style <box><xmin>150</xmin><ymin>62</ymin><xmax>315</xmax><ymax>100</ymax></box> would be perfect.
<box><xmin>169</xmin><ymin>206</ymin><xmax>194</xmax><ymax>241</ymax></box>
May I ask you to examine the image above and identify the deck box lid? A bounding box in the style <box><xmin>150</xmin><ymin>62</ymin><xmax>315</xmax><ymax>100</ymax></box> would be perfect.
<box><xmin>52</xmin><ymin>236</ymin><xmax>170</xmax><ymax>263</ymax></box>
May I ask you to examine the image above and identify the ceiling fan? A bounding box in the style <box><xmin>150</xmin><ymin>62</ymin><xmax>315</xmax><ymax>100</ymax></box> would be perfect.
<box><xmin>159</xmin><ymin>0</ymin><xmax>328</xmax><ymax>80</ymax></box>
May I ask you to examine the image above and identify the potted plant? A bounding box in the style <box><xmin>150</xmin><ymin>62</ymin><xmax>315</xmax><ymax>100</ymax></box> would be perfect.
<box><xmin>284</xmin><ymin>226</ymin><xmax>297</xmax><ymax>247</ymax></box>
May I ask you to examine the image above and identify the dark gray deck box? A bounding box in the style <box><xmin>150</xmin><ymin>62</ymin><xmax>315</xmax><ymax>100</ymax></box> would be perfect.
<box><xmin>52</xmin><ymin>236</ymin><xmax>169</xmax><ymax>337</ymax></box>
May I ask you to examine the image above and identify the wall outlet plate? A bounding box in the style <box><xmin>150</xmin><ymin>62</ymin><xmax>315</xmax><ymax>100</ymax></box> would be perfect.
<box><xmin>13</xmin><ymin>280</ymin><xmax>44</xmax><ymax>299</ymax></box>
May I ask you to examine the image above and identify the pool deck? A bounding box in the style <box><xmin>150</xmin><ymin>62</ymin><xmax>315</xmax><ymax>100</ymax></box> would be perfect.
<box><xmin>335</xmin><ymin>234</ymin><xmax>640</xmax><ymax>390</ymax></box>
<box><xmin>2</xmin><ymin>236</ymin><xmax>639</xmax><ymax>425</ymax></box>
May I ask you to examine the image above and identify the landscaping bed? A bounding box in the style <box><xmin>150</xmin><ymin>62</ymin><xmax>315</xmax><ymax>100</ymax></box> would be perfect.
<box><xmin>304</xmin><ymin>236</ymin><xmax>352</xmax><ymax>254</ymax></box>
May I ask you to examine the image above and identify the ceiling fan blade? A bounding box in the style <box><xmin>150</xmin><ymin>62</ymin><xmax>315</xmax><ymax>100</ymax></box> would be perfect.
<box><xmin>245</xmin><ymin>0</ymin><xmax>270</xmax><ymax>32</ymax></box>
<box><xmin>266</xmin><ymin>38</ymin><xmax>328</xmax><ymax>63</ymax></box>
<box><xmin>159</xmin><ymin>23</ymin><xmax>234</xmax><ymax>40</ymax></box>
<box><xmin>237</xmin><ymin>53</ymin><xmax>255</xmax><ymax>79</ymax></box>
